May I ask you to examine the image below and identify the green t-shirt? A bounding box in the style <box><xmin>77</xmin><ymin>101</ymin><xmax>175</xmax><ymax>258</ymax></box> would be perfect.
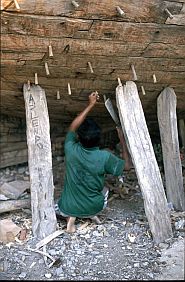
<box><xmin>58</xmin><ymin>131</ymin><xmax>125</xmax><ymax>217</ymax></box>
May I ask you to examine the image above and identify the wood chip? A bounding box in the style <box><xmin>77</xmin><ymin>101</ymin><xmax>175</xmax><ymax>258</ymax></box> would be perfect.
<box><xmin>35</xmin><ymin>229</ymin><xmax>64</xmax><ymax>250</ymax></box>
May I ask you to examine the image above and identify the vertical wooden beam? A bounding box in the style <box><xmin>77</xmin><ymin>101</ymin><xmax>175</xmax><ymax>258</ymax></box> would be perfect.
<box><xmin>157</xmin><ymin>88</ymin><xmax>184</xmax><ymax>211</ymax></box>
<box><xmin>23</xmin><ymin>84</ymin><xmax>57</xmax><ymax>239</ymax></box>
<box><xmin>116</xmin><ymin>81</ymin><xmax>172</xmax><ymax>244</ymax></box>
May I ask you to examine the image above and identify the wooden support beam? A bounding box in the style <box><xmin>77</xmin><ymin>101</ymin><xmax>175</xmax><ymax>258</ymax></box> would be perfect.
<box><xmin>157</xmin><ymin>87</ymin><xmax>184</xmax><ymax>211</ymax></box>
<box><xmin>23</xmin><ymin>84</ymin><xmax>57</xmax><ymax>239</ymax></box>
<box><xmin>116</xmin><ymin>81</ymin><xmax>172</xmax><ymax>244</ymax></box>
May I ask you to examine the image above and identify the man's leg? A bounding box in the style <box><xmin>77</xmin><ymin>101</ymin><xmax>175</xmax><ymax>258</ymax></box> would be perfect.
<box><xmin>66</xmin><ymin>217</ymin><xmax>76</xmax><ymax>233</ymax></box>
<box><xmin>90</xmin><ymin>187</ymin><xmax>109</xmax><ymax>224</ymax></box>
<box><xmin>55</xmin><ymin>202</ymin><xmax>76</xmax><ymax>233</ymax></box>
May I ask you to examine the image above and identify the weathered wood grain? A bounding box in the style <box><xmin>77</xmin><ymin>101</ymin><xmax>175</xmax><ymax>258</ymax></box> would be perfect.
<box><xmin>0</xmin><ymin>198</ymin><xmax>31</xmax><ymax>214</ymax></box>
<box><xmin>1</xmin><ymin>72</ymin><xmax>185</xmax><ymax>94</ymax></box>
<box><xmin>143</xmin><ymin>43</ymin><xmax>185</xmax><ymax>58</ymax></box>
<box><xmin>116</xmin><ymin>81</ymin><xmax>172</xmax><ymax>244</ymax></box>
<box><xmin>0</xmin><ymin>149</ymin><xmax>28</xmax><ymax>168</ymax></box>
<box><xmin>1</xmin><ymin>0</ymin><xmax>183</xmax><ymax>22</ymax></box>
<box><xmin>2</xmin><ymin>13</ymin><xmax>185</xmax><ymax>45</ymax></box>
<box><xmin>157</xmin><ymin>87</ymin><xmax>184</xmax><ymax>211</ymax></box>
<box><xmin>2</xmin><ymin>55</ymin><xmax>185</xmax><ymax>72</ymax></box>
<box><xmin>0</xmin><ymin>1</ymin><xmax>185</xmax><ymax>137</ymax></box>
<box><xmin>23</xmin><ymin>84</ymin><xmax>57</xmax><ymax>239</ymax></box>
<box><xmin>1</xmin><ymin>35</ymin><xmax>147</xmax><ymax>58</ymax></box>
<box><xmin>0</xmin><ymin>142</ymin><xmax>27</xmax><ymax>154</ymax></box>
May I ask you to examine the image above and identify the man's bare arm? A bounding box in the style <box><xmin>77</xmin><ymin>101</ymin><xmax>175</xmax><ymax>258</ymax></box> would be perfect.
<box><xmin>69</xmin><ymin>92</ymin><xmax>99</xmax><ymax>132</ymax></box>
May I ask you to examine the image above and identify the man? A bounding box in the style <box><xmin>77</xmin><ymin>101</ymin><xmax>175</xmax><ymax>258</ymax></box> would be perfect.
<box><xmin>57</xmin><ymin>91</ymin><xmax>131</xmax><ymax>232</ymax></box>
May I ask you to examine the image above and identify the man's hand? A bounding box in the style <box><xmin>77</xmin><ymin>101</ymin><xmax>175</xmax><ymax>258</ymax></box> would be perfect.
<box><xmin>89</xmin><ymin>91</ymin><xmax>100</xmax><ymax>106</ymax></box>
<box><xmin>68</xmin><ymin>91</ymin><xmax>99</xmax><ymax>132</ymax></box>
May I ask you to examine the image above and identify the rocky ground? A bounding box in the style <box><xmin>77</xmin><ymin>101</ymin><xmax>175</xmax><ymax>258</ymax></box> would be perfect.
<box><xmin>0</xmin><ymin>163</ymin><xmax>184</xmax><ymax>281</ymax></box>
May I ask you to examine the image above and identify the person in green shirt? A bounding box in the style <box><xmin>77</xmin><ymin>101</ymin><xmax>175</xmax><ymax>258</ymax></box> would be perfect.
<box><xmin>57</xmin><ymin>91</ymin><xmax>132</xmax><ymax>232</ymax></box>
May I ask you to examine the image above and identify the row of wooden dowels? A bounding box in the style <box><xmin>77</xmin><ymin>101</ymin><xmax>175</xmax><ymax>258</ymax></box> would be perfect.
<box><xmin>28</xmin><ymin>44</ymin><xmax>156</xmax><ymax>97</ymax></box>
<box><xmin>2</xmin><ymin>0</ymin><xmax>174</xmax><ymax>19</ymax></box>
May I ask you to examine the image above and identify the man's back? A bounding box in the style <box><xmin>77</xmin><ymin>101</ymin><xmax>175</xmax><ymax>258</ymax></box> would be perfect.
<box><xmin>58</xmin><ymin>131</ymin><xmax>124</xmax><ymax>217</ymax></box>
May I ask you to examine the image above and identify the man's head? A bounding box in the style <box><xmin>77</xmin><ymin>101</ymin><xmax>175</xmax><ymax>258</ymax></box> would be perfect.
<box><xmin>77</xmin><ymin>117</ymin><xmax>101</xmax><ymax>148</ymax></box>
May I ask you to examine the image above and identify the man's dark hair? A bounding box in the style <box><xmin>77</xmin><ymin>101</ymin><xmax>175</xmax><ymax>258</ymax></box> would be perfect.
<box><xmin>77</xmin><ymin>117</ymin><xmax>101</xmax><ymax>148</ymax></box>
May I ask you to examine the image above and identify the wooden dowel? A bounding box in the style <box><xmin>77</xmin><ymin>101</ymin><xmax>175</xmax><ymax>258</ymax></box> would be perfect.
<box><xmin>27</xmin><ymin>80</ymin><xmax>31</xmax><ymax>91</ymax></box>
<box><xmin>68</xmin><ymin>83</ymin><xmax>71</xmax><ymax>95</ymax></box>
<box><xmin>88</xmin><ymin>61</ymin><xmax>94</xmax><ymax>73</ymax></box>
<box><xmin>164</xmin><ymin>8</ymin><xmax>173</xmax><ymax>19</ymax></box>
<box><xmin>71</xmin><ymin>0</ymin><xmax>79</xmax><ymax>8</ymax></box>
<box><xmin>116</xmin><ymin>6</ymin><xmax>125</xmax><ymax>17</ymax></box>
<box><xmin>45</xmin><ymin>62</ymin><xmax>50</xmax><ymax>76</ymax></box>
<box><xmin>35</xmin><ymin>73</ymin><xmax>38</xmax><ymax>85</ymax></box>
<box><xmin>48</xmin><ymin>45</ymin><xmax>53</xmax><ymax>57</ymax></box>
<box><xmin>131</xmin><ymin>64</ymin><xmax>138</xmax><ymax>81</ymax></box>
<box><xmin>141</xmin><ymin>86</ymin><xmax>146</xmax><ymax>95</ymax></box>
<box><xmin>117</xmin><ymin>77</ymin><xmax>122</xmax><ymax>86</ymax></box>
<box><xmin>153</xmin><ymin>74</ymin><xmax>157</xmax><ymax>83</ymax></box>
<box><xmin>57</xmin><ymin>90</ymin><xmax>60</xmax><ymax>100</ymax></box>
<box><xmin>13</xmin><ymin>0</ymin><xmax>20</xmax><ymax>10</ymax></box>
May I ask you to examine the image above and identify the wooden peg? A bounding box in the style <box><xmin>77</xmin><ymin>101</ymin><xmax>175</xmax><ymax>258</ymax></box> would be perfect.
<box><xmin>57</xmin><ymin>90</ymin><xmax>60</xmax><ymax>100</ymax></box>
<box><xmin>116</xmin><ymin>6</ymin><xmax>125</xmax><ymax>17</ymax></box>
<box><xmin>117</xmin><ymin>77</ymin><xmax>122</xmax><ymax>86</ymax></box>
<box><xmin>48</xmin><ymin>45</ymin><xmax>53</xmax><ymax>57</ymax></box>
<box><xmin>164</xmin><ymin>8</ymin><xmax>173</xmax><ymax>19</ymax></box>
<box><xmin>141</xmin><ymin>86</ymin><xmax>146</xmax><ymax>95</ymax></box>
<box><xmin>45</xmin><ymin>62</ymin><xmax>50</xmax><ymax>76</ymax></box>
<box><xmin>131</xmin><ymin>64</ymin><xmax>138</xmax><ymax>81</ymax></box>
<box><xmin>88</xmin><ymin>62</ymin><xmax>94</xmax><ymax>73</ymax></box>
<box><xmin>153</xmin><ymin>74</ymin><xmax>157</xmax><ymax>83</ymax></box>
<box><xmin>103</xmin><ymin>95</ymin><xmax>107</xmax><ymax>102</ymax></box>
<box><xmin>68</xmin><ymin>83</ymin><xmax>71</xmax><ymax>95</ymax></box>
<box><xmin>1</xmin><ymin>3</ymin><xmax>4</xmax><ymax>10</ymax></box>
<box><xmin>71</xmin><ymin>1</ymin><xmax>79</xmax><ymax>8</ymax></box>
<box><xmin>27</xmin><ymin>80</ymin><xmax>31</xmax><ymax>91</ymax></box>
<box><xmin>13</xmin><ymin>0</ymin><xmax>20</xmax><ymax>10</ymax></box>
<box><xmin>35</xmin><ymin>73</ymin><xmax>38</xmax><ymax>85</ymax></box>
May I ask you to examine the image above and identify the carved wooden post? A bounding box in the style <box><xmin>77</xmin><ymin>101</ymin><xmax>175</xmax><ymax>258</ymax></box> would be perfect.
<box><xmin>157</xmin><ymin>88</ymin><xmax>184</xmax><ymax>211</ymax></box>
<box><xmin>23</xmin><ymin>84</ymin><xmax>57</xmax><ymax>239</ymax></box>
<box><xmin>116</xmin><ymin>81</ymin><xmax>172</xmax><ymax>244</ymax></box>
